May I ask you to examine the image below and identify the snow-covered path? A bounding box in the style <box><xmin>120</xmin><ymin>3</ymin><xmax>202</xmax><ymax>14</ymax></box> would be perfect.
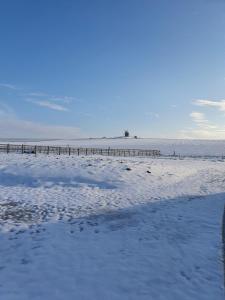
<box><xmin>0</xmin><ymin>154</ymin><xmax>224</xmax><ymax>299</ymax></box>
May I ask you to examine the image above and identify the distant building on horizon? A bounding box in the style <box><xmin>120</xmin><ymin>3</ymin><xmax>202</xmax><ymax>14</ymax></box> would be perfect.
<box><xmin>124</xmin><ymin>130</ymin><xmax>130</xmax><ymax>137</ymax></box>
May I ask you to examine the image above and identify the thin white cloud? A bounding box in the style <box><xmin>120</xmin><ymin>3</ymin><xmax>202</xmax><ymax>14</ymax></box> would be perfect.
<box><xmin>179</xmin><ymin>110</ymin><xmax>223</xmax><ymax>139</ymax></box>
<box><xmin>194</xmin><ymin>99</ymin><xmax>225</xmax><ymax>111</ymax></box>
<box><xmin>81</xmin><ymin>112</ymin><xmax>94</xmax><ymax>117</ymax></box>
<box><xmin>27</xmin><ymin>92</ymin><xmax>48</xmax><ymax>97</ymax></box>
<box><xmin>145</xmin><ymin>112</ymin><xmax>159</xmax><ymax>118</ymax></box>
<box><xmin>0</xmin><ymin>83</ymin><xmax>19</xmax><ymax>90</ymax></box>
<box><xmin>178</xmin><ymin>128</ymin><xmax>225</xmax><ymax>139</ymax></box>
<box><xmin>0</xmin><ymin>114</ymin><xmax>83</xmax><ymax>139</ymax></box>
<box><xmin>190</xmin><ymin>111</ymin><xmax>217</xmax><ymax>130</ymax></box>
<box><xmin>0</xmin><ymin>102</ymin><xmax>15</xmax><ymax>117</ymax></box>
<box><xmin>179</xmin><ymin>95</ymin><xmax>225</xmax><ymax>139</ymax></box>
<box><xmin>0</xmin><ymin>82</ymin><xmax>79</xmax><ymax>110</ymax></box>
<box><xmin>190</xmin><ymin>111</ymin><xmax>207</xmax><ymax>124</ymax></box>
<box><xmin>0</xmin><ymin>83</ymin><xmax>76</xmax><ymax>104</ymax></box>
<box><xmin>0</xmin><ymin>102</ymin><xmax>83</xmax><ymax>138</ymax></box>
<box><xmin>51</xmin><ymin>96</ymin><xmax>74</xmax><ymax>104</ymax></box>
<box><xmin>27</xmin><ymin>99</ymin><xmax>68</xmax><ymax>111</ymax></box>
<box><xmin>0</xmin><ymin>118</ymin><xmax>82</xmax><ymax>139</ymax></box>
<box><xmin>26</xmin><ymin>92</ymin><xmax>75</xmax><ymax>104</ymax></box>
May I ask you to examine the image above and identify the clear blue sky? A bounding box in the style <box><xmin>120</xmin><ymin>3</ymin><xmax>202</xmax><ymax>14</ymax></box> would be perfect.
<box><xmin>0</xmin><ymin>0</ymin><xmax>225</xmax><ymax>139</ymax></box>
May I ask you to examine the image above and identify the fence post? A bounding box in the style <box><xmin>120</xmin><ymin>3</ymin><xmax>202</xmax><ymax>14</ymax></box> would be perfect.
<box><xmin>58</xmin><ymin>147</ymin><xmax>61</xmax><ymax>155</ymax></box>
<box><xmin>22</xmin><ymin>144</ymin><xmax>24</xmax><ymax>154</ymax></box>
<box><xmin>69</xmin><ymin>147</ymin><xmax>71</xmax><ymax>156</ymax></box>
<box><xmin>7</xmin><ymin>144</ymin><xmax>10</xmax><ymax>154</ymax></box>
<box><xmin>34</xmin><ymin>146</ymin><xmax>37</xmax><ymax>156</ymax></box>
<box><xmin>78</xmin><ymin>148</ymin><xmax>80</xmax><ymax>156</ymax></box>
<box><xmin>86</xmin><ymin>148</ymin><xmax>87</xmax><ymax>155</ymax></box>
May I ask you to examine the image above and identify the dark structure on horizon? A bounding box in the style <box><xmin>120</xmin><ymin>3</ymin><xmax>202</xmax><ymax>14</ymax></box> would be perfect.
<box><xmin>124</xmin><ymin>130</ymin><xmax>130</xmax><ymax>137</ymax></box>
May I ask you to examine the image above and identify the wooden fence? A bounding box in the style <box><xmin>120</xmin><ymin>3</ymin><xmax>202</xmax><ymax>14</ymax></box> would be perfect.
<box><xmin>0</xmin><ymin>144</ymin><xmax>160</xmax><ymax>157</ymax></box>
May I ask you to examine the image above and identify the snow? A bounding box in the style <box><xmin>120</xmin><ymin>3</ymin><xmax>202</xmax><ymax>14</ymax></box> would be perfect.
<box><xmin>0</xmin><ymin>153</ymin><xmax>224</xmax><ymax>299</ymax></box>
<box><xmin>2</xmin><ymin>137</ymin><xmax>225</xmax><ymax>156</ymax></box>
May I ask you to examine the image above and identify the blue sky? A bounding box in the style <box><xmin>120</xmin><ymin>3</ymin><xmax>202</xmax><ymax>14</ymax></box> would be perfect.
<box><xmin>0</xmin><ymin>0</ymin><xmax>225</xmax><ymax>139</ymax></box>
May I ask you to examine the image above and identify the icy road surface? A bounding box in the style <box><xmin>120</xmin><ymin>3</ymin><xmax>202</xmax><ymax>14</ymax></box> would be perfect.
<box><xmin>0</xmin><ymin>154</ymin><xmax>224</xmax><ymax>300</ymax></box>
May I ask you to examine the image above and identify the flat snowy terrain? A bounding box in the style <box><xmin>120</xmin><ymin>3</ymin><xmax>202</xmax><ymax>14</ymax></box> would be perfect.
<box><xmin>2</xmin><ymin>137</ymin><xmax>225</xmax><ymax>156</ymax></box>
<box><xmin>0</xmin><ymin>153</ymin><xmax>224</xmax><ymax>299</ymax></box>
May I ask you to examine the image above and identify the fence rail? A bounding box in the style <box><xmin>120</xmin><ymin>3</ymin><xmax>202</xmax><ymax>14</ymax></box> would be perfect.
<box><xmin>0</xmin><ymin>144</ymin><xmax>160</xmax><ymax>157</ymax></box>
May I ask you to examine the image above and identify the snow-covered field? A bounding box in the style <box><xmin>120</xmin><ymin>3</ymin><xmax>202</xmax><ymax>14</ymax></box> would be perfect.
<box><xmin>0</xmin><ymin>153</ymin><xmax>224</xmax><ymax>299</ymax></box>
<box><xmin>2</xmin><ymin>137</ymin><xmax>225</xmax><ymax>156</ymax></box>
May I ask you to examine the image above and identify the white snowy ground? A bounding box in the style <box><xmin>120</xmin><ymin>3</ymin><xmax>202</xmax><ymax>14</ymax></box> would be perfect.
<box><xmin>0</xmin><ymin>153</ymin><xmax>224</xmax><ymax>300</ymax></box>
<box><xmin>2</xmin><ymin>137</ymin><xmax>225</xmax><ymax>156</ymax></box>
